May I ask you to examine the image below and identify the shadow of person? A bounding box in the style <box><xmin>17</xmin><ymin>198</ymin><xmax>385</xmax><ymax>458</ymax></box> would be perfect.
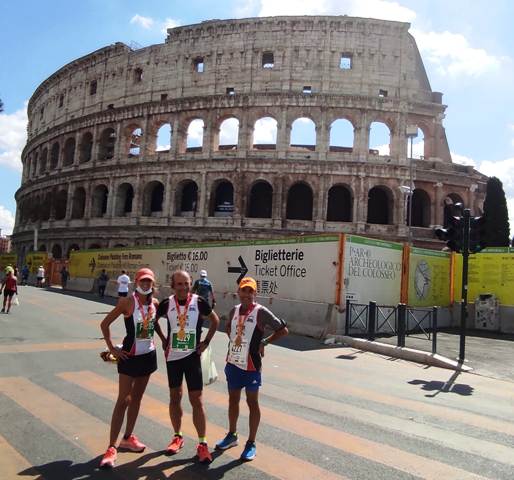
<box><xmin>408</xmin><ymin>371</ymin><xmax>474</xmax><ymax>398</ymax></box>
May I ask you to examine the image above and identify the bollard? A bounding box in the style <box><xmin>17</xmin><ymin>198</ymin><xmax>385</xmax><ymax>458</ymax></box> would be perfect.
<box><xmin>397</xmin><ymin>303</ymin><xmax>406</xmax><ymax>348</ymax></box>
<box><xmin>345</xmin><ymin>299</ymin><xmax>351</xmax><ymax>336</ymax></box>
<box><xmin>368</xmin><ymin>301</ymin><xmax>376</xmax><ymax>341</ymax></box>
<box><xmin>432</xmin><ymin>306</ymin><xmax>438</xmax><ymax>354</ymax></box>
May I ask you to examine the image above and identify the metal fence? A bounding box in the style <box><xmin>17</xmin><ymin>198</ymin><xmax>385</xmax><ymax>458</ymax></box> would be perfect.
<box><xmin>345</xmin><ymin>300</ymin><xmax>439</xmax><ymax>354</ymax></box>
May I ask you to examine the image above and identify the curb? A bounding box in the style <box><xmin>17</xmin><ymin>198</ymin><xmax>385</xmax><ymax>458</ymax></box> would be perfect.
<box><xmin>326</xmin><ymin>335</ymin><xmax>473</xmax><ymax>372</ymax></box>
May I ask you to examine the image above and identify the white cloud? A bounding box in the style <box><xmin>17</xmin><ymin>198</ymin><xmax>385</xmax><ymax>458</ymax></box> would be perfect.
<box><xmin>130</xmin><ymin>14</ymin><xmax>155</xmax><ymax>29</ymax></box>
<box><xmin>253</xmin><ymin>117</ymin><xmax>278</xmax><ymax>144</ymax></box>
<box><xmin>0</xmin><ymin>101</ymin><xmax>27</xmax><ymax>172</ymax></box>
<box><xmin>219</xmin><ymin>118</ymin><xmax>239</xmax><ymax>145</ymax></box>
<box><xmin>161</xmin><ymin>17</ymin><xmax>181</xmax><ymax>34</ymax></box>
<box><xmin>186</xmin><ymin>119</ymin><xmax>204</xmax><ymax>148</ymax></box>
<box><xmin>411</xmin><ymin>29</ymin><xmax>507</xmax><ymax>78</ymax></box>
<box><xmin>0</xmin><ymin>205</ymin><xmax>15</xmax><ymax>236</ymax></box>
<box><xmin>451</xmin><ymin>152</ymin><xmax>476</xmax><ymax>167</ymax></box>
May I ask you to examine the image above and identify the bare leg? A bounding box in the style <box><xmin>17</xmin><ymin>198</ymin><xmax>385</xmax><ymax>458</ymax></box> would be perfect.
<box><xmin>123</xmin><ymin>375</ymin><xmax>150</xmax><ymax>437</ymax></box>
<box><xmin>109</xmin><ymin>374</ymin><xmax>134</xmax><ymax>447</ymax></box>
<box><xmin>228</xmin><ymin>388</ymin><xmax>241</xmax><ymax>433</ymax></box>
<box><xmin>169</xmin><ymin>386</ymin><xmax>183</xmax><ymax>434</ymax></box>
<box><xmin>246</xmin><ymin>389</ymin><xmax>261</xmax><ymax>442</ymax></box>
<box><xmin>188</xmin><ymin>390</ymin><xmax>206</xmax><ymax>438</ymax></box>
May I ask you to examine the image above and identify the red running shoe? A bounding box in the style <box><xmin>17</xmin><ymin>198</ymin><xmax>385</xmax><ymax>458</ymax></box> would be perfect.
<box><xmin>99</xmin><ymin>446</ymin><xmax>117</xmax><ymax>468</ymax></box>
<box><xmin>197</xmin><ymin>442</ymin><xmax>212</xmax><ymax>463</ymax></box>
<box><xmin>166</xmin><ymin>435</ymin><xmax>184</xmax><ymax>454</ymax></box>
<box><xmin>119</xmin><ymin>434</ymin><xmax>146</xmax><ymax>452</ymax></box>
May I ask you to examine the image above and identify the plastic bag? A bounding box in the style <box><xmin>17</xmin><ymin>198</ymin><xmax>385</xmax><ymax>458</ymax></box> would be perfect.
<box><xmin>12</xmin><ymin>294</ymin><xmax>20</xmax><ymax>306</ymax></box>
<box><xmin>201</xmin><ymin>345</ymin><xmax>218</xmax><ymax>385</ymax></box>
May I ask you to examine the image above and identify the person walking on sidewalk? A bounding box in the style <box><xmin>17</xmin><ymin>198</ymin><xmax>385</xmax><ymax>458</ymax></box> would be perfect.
<box><xmin>98</xmin><ymin>269</ymin><xmax>109</xmax><ymax>298</ymax></box>
<box><xmin>192</xmin><ymin>269</ymin><xmax>216</xmax><ymax>308</ymax></box>
<box><xmin>117</xmin><ymin>270</ymin><xmax>130</xmax><ymax>297</ymax></box>
<box><xmin>0</xmin><ymin>269</ymin><xmax>18</xmax><ymax>314</ymax></box>
<box><xmin>155</xmin><ymin>269</ymin><xmax>220</xmax><ymax>464</ymax></box>
<box><xmin>36</xmin><ymin>265</ymin><xmax>45</xmax><ymax>287</ymax></box>
<box><xmin>99</xmin><ymin>268</ymin><xmax>159</xmax><ymax>469</ymax></box>
<box><xmin>60</xmin><ymin>266</ymin><xmax>69</xmax><ymax>290</ymax></box>
<box><xmin>215</xmin><ymin>276</ymin><xmax>288</xmax><ymax>461</ymax></box>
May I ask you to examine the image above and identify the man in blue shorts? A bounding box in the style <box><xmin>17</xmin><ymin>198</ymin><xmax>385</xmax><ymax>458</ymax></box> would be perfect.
<box><xmin>215</xmin><ymin>277</ymin><xmax>288</xmax><ymax>461</ymax></box>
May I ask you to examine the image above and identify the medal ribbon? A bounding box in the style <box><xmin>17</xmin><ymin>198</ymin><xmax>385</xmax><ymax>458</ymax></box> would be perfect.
<box><xmin>234</xmin><ymin>303</ymin><xmax>256</xmax><ymax>347</ymax></box>
<box><xmin>174</xmin><ymin>293</ymin><xmax>192</xmax><ymax>341</ymax></box>
<box><xmin>134</xmin><ymin>293</ymin><xmax>154</xmax><ymax>337</ymax></box>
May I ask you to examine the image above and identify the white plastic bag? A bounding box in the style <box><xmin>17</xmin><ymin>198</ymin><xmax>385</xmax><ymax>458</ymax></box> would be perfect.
<box><xmin>12</xmin><ymin>294</ymin><xmax>20</xmax><ymax>306</ymax></box>
<box><xmin>201</xmin><ymin>345</ymin><xmax>218</xmax><ymax>385</ymax></box>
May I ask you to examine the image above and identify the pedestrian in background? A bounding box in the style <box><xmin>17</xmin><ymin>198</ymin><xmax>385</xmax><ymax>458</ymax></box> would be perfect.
<box><xmin>0</xmin><ymin>269</ymin><xmax>18</xmax><ymax>314</ymax></box>
<box><xmin>192</xmin><ymin>269</ymin><xmax>216</xmax><ymax>308</ymax></box>
<box><xmin>21</xmin><ymin>265</ymin><xmax>29</xmax><ymax>286</ymax></box>
<box><xmin>36</xmin><ymin>265</ymin><xmax>45</xmax><ymax>288</ymax></box>
<box><xmin>98</xmin><ymin>269</ymin><xmax>109</xmax><ymax>298</ymax></box>
<box><xmin>60</xmin><ymin>266</ymin><xmax>69</xmax><ymax>290</ymax></box>
<box><xmin>117</xmin><ymin>270</ymin><xmax>130</xmax><ymax>297</ymax></box>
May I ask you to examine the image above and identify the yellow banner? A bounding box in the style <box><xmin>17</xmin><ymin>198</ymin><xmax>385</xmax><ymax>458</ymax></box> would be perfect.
<box><xmin>25</xmin><ymin>252</ymin><xmax>49</xmax><ymax>274</ymax></box>
<box><xmin>0</xmin><ymin>253</ymin><xmax>17</xmax><ymax>271</ymax></box>
<box><xmin>454</xmin><ymin>252</ymin><xmax>514</xmax><ymax>306</ymax></box>
<box><xmin>408</xmin><ymin>248</ymin><xmax>451</xmax><ymax>307</ymax></box>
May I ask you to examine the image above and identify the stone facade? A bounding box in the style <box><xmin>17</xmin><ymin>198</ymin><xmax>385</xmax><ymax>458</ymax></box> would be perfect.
<box><xmin>13</xmin><ymin>16</ymin><xmax>487</xmax><ymax>259</ymax></box>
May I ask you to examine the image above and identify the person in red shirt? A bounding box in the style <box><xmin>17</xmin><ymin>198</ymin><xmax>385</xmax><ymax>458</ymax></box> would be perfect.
<box><xmin>0</xmin><ymin>269</ymin><xmax>18</xmax><ymax>314</ymax></box>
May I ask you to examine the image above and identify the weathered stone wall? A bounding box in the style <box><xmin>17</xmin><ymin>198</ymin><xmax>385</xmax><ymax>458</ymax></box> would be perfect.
<box><xmin>13</xmin><ymin>16</ymin><xmax>487</xmax><ymax>260</ymax></box>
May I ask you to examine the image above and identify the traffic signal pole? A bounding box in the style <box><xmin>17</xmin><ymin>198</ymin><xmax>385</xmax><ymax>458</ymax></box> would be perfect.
<box><xmin>459</xmin><ymin>209</ymin><xmax>471</xmax><ymax>363</ymax></box>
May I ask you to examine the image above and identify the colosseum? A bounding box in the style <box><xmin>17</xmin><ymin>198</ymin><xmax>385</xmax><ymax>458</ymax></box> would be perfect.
<box><xmin>13</xmin><ymin>15</ymin><xmax>488</xmax><ymax>260</ymax></box>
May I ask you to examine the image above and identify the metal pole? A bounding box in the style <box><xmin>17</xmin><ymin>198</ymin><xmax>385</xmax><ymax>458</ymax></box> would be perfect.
<box><xmin>408</xmin><ymin>136</ymin><xmax>414</xmax><ymax>244</ymax></box>
<box><xmin>345</xmin><ymin>299</ymin><xmax>351</xmax><ymax>336</ymax></box>
<box><xmin>432</xmin><ymin>306</ymin><xmax>438</xmax><ymax>354</ymax></box>
<box><xmin>368</xmin><ymin>301</ymin><xmax>376</xmax><ymax>341</ymax></box>
<box><xmin>459</xmin><ymin>209</ymin><xmax>470</xmax><ymax>362</ymax></box>
<box><xmin>397</xmin><ymin>303</ymin><xmax>406</xmax><ymax>347</ymax></box>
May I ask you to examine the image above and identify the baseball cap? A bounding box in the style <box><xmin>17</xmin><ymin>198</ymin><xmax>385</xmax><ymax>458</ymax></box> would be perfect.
<box><xmin>200</xmin><ymin>269</ymin><xmax>207</xmax><ymax>277</ymax></box>
<box><xmin>238</xmin><ymin>277</ymin><xmax>257</xmax><ymax>292</ymax></box>
<box><xmin>135</xmin><ymin>267</ymin><xmax>155</xmax><ymax>283</ymax></box>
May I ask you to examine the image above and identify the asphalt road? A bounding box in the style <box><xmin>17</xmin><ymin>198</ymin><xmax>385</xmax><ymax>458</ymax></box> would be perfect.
<box><xmin>1</xmin><ymin>286</ymin><xmax>513</xmax><ymax>479</ymax></box>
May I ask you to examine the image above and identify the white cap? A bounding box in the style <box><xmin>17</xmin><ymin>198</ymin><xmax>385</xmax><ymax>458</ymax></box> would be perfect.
<box><xmin>200</xmin><ymin>269</ymin><xmax>207</xmax><ymax>277</ymax></box>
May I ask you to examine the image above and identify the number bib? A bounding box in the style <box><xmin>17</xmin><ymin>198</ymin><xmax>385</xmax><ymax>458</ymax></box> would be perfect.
<box><xmin>227</xmin><ymin>340</ymin><xmax>249</xmax><ymax>369</ymax></box>
<box><xmin>171</xmin><ymin>331</ymin><xmax>196</xmax><ymax>351</ymax></box>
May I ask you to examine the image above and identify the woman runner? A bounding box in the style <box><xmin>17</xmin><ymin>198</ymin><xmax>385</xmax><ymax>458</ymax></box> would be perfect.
<box><xmin>99</xmin><ymin>267</ymin><xmax>159</xmax><ymax>468</ymax></box>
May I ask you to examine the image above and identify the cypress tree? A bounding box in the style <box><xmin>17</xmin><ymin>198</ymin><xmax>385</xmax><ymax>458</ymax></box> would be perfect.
<box><xmin>482</xmin><ymin>176</ymin><xmax>510</xmax><ymax>247</ymax></box>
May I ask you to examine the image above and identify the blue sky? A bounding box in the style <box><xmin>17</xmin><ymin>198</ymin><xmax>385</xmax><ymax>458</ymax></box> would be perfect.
<box><xmin>1</xmin><ymin>0</ymin><xmax>514</xmax><ymax>235</ymax></box>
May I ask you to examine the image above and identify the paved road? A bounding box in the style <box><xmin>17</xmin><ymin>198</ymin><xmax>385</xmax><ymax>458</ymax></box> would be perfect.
<box><xmin>1</xmin><ymin>286</ymin><xmax>513</xmax><ymax>479</ymax></box>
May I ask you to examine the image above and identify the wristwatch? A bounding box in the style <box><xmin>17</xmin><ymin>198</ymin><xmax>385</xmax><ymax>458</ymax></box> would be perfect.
<box><xmin>261</xmin><ymin>338</ymin><xmax>269</xmax><ymax>346</ymax></box>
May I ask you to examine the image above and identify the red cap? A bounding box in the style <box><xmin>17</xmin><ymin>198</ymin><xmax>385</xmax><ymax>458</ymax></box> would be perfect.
<box><xmin>135</xmin><ymin>267</ymin><xmax>155</xmax><ymax>283</ymax></box>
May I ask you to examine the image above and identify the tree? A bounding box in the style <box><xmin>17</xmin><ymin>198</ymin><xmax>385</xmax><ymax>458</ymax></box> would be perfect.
<box><xmin>482</xmin><ymin>176</ymin><xmax>510</xmax><ymax>247</ymax></box>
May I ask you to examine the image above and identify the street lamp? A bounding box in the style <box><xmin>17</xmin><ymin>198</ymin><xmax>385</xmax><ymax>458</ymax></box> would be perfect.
<box><xmin>405</xmin><ymin>125</ymin><xmax>418</xmax><ymax>244</ymax></box>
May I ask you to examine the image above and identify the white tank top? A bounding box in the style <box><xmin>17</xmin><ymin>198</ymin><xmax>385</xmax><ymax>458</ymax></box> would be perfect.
<box><xmin>166</xmin><ymin>294</ymin><xmax>200</xmax><ymax>362</ymax></box>
<box><xmin>227</xmin><ymin>303</ymin><xmax>261</xmax><ymax>370</ymax></box>
<box><xmin>129</xmin><ymin>293</ymin><xmax>156</xmax><ymax>355</ymax></box>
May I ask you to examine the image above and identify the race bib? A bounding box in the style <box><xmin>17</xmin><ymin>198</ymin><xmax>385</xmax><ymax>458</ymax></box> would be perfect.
<box><xmin>228</xmin><ymin>341</ymin><xmax>248</xmax><ymax>368</ymax></box>
<box><xmin>172</xmin><ymin>331</ymin><xmax>196</xmax><ymax>351</ymax></box>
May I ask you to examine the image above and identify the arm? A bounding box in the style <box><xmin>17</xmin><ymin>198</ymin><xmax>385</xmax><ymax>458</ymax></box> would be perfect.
<box><xmin>154</xmin><ymin>298</ymin><xmax>169</xmax><ymax>349</ymax></box>
<box><xmin>257</xmin><ymin>308</ymin><xmax>289</xmax><ymax>357</ymax></box>
<box><xmin>198</xmin><ymin>310</ymin><xmax>220</xmax><ymax>354</ymax></box>
<box><xmin>259</xmin><ymin>325</ymin><xmax>288</xmax><ymax>357</ymax></box>
<box><xmin>100</xmin><ymin>297</ymin><xmax>131</xmax><ymax>360</ymax></box>
<box><xmin>209</xmin><ymin>284</ymin><xmax>216</xmax><ymax>305</ymax></box>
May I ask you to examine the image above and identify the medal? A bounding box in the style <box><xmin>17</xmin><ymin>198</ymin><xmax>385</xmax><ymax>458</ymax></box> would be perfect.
<box><xmin>234</xmin><ymin>304</ymin><xmax>255</xmax><ymax>347</ymax></box>
<box><xmin>174</xmin><ymin>294</ymin><xmax>192</xmax><ymax>341</ymax></box>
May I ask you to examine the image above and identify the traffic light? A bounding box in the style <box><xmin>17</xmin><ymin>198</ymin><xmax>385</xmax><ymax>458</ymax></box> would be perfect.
<box><xmin>469</xmin><ymin>215</ymin><xmax>487</xmax><ymax>253</ymax></box>
<box><xmin>434</xmin><ymin>215</ymin><xmax>464</xmax><ymax>252</ymax></box>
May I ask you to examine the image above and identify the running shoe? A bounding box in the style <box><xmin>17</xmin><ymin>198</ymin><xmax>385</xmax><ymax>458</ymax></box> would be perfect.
<box><xmin>118</xmin><ymin>434</ymin><xmax>146</xmax><ymax>452</ymax></box>
<box><xmin>215</xmin><ymin>432</ymin><xmax>238</xmax><ymax>450</ymax></box>
<box><xmin>99</xmin><ymin>446</ymin><xmax>117</xmax><ymax>468</ymax></box>
<box><xmin>240</xmin><ymin>441</ymin><xmax>256</xmax><ymax>461</ymax></box>
<box><xmin>196</xmin><ymin>442</ymin><xmax>213</xmax><ymax>463</ymax></box>
<box><xmin>166</xmin><ymin>435</ymin><xmax>184</xmax><ymax>454</ymax></box>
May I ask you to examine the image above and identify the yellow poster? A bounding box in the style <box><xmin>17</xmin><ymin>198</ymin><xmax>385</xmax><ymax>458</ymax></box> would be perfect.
<box><xmin>26</xmin><ymin>252</ymin><xmax>49</xmax><ymax>274</ymax></box>
<box><xmin>408</xmin><ymin>248</ymin><xmax>451</xmax><ymax>307</ymax></box>
<box><xmin>454</xmin><ymin>251</ymin><xmax>514</xmax><ymax>306</ymax></box>
<box><xmin>0</xmin><ymin>253</ymin><xmax>17</xmax><ymax>271</ymax></box>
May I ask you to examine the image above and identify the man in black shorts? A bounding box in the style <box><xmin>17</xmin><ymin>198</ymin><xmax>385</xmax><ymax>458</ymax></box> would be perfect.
<box><xmin>155</xmin><ymin>270</ymin><xmax>219</xmax><ymax>463</ymax></box>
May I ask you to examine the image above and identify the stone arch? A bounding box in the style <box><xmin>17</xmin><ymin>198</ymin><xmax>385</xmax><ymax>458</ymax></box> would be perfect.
<box><xmin>253</xmin><ymin>116</ymin><xmax>277</xmax><ymax>150</ymax></box>
<box><xmin>32</xmin><ymin>152</ymin><xmax>39</xmax><ymax>178</ymax></box>
<box><xmin>51</xmin><ymin>244</ymin><xmax>63</xmax><ymax>259</ymax></box>
<box><xmin>443</xmin><ymin>193</ymin><xmax>464</xmax><ymax>227</ymax></box>
<box><xmin>54</xmin><ymin>189</ymin><xmax>68</xmax><ymax>220</ymax></box>
<box><xmin>210</xmin><ymin>180</ymin><xmax>234</xmax><ymax>216</ymax></box>
<box><xmin>218</xmin><ymin>117</ymin><xmax>239</xmax><ymax>150</ymax></box>
<box><xmin>286</xmin><ymin>182</ymin><xmax>313</xmax><ymax>220</ymax></box>
<box><xmin>329</xmin><ymin>119</ymin><xmax>354</xmax><ymax>152</ymax></box>
<box><xmin>369</xmin><ymin>121</ymin><xmax>391</xmax><ymax>156</ymax></box>
<box><xmin>142</xmin><ymin>181</ymin><xmax>164</xmax><ymax>216</ymax></box>
<box><xmin>91</xmin><ymin>184</ymin><xmax>108</xmax><ymax>218</ymax></box>
<box><xmin>98</xmin><ymin>127</ymin><xmax>116</xmax><ymax>161</ymax></box>
<box><xmin>248</xmin><ymin>180</ymin><xmax>273</xmax><ymax>218</ymax></box>
<box><xmin>38</xmin><ymin>244</ymin><xmax>47</xmax><ymax>252</ymax></box>
<box><xmin>50</xmin><ymin>142</ymin><xmax>60</xmax><ymax>169</ymax></box>
<box><xmin>290</xmin><ymin>117</ymin><xmax>316</xmax><ymax>151</ymax></box>
<box><xmin>410</xmin><ymin>188</ymin><xmax>431</xmax><ymax>227</ymax></box>
<box><xmin>40</xmin><ymin>147</ymin><xmax>48</xmax><ymax>174</ymax></box>
<box><xmin>79</xmin><ymin>132</ymin><xmax>93</xmax><ymax>163</ymax></box>
<box><xmin>175</xmin><ymin>180</ymin><xmax>198</xmax><ymax>216</ymax></box>
<box><xmin>128</xmin><ymin>127</ymin><xmax>143</xmax><ymax>156</ymax></box>
<box><xmin>155</xmin><ymin>123</ymin><xmax>172</xmax><ymax>152</ymax></box>
<box><xmin>115</xmin><ymin>183</ymin><xmax>134</xmax><ymax>216</ymax></box>
<box><xmin>63</xmin><ymin>137</ymin><xmax>76</xmax><ymax>166</ymax></box>
<box><xmin>89</xmin><ymin>243</ymin><xmax>102</xmax><ymax>249</ymax></box>
<box><xmin>39</xmin><ymin>192</ymin><xmax>52</xmax><ymax>221</ymax></box>
<box><xmin>71</xmin><ymin>187</ymin><xmax>86</xmax><ymax>219</ymax></box>
<box><xmin>367</xmin><ymin>186</ymin><xmax>393</xmax><ymax>224</ymax></box>
<box><xmin>186</xmin><ymin>119</ymin><xmax>204</xmax><ymax>152</ymax></box>
<box><xmin>327</xmin><ymin>184</ymin><xmax>353</xmax><ymax>222</ymax></box>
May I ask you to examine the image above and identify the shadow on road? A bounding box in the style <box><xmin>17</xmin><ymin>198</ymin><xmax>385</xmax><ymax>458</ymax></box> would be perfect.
<box><xmin>21</xmin><ymin>449</ymin><xmax>244</xmax><ymax>479</ymax></box>
<box><xmin>408</xmin><ymin>371</ymin><xmax>474</xmax><ymax>398</ymax></box>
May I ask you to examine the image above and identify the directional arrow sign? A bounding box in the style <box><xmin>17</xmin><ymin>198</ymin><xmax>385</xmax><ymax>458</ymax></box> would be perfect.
<box><xmin>227</xmin><ymin>256</ymin><xmax>248</xmax><ymax>284</ymax></box>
